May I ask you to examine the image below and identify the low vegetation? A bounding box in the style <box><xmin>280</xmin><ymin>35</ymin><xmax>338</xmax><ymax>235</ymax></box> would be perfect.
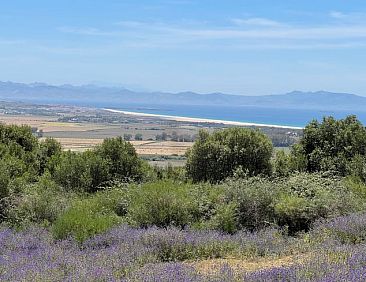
<box><xmin>1</xmin><ymin>115</ymin><xmax>366</xmax><ymax>281</ymax></box>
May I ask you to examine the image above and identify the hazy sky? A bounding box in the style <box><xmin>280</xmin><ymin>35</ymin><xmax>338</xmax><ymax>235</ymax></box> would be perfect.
<box><xmin>1</xmin><ymin>0</ymin><xmax>366</xmax><ymax>95</ymax></box>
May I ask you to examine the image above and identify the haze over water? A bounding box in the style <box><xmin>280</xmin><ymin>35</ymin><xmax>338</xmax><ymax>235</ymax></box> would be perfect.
<box><xmin>116</xmin><ymin>104</ymin><xmax>366</xmax><ymax>128</ymax></box>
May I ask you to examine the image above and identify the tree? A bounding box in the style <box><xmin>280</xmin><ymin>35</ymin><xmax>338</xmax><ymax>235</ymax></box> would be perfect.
<box><xmin>94</xmin><ymin>137</ymin><xmax>144</xmax><ymax>182</ymax></box>
<box><xmin>0</xmin><ymin>124</ymin><xmax>40</xmax><ymax>178</ymax></box>
<box><xmin>134</xmin><ymin>133</ymin><xmax>143</xmax><ymax>141</ymax></box>
<box><xmin>39</xmin><ymin>138</ymin><xmax>62</xmax><ymax>174</ymax></box>
<box><xmin>51</xmin><ymin>151</ymin><xmax>93</xmax><ymax>192</ymax></box>
<box><xmin>171</xmin><ymin>131</ymin><xmax>178</xmax><ymax>141</ymax></box>
<box><xmin>292</xmin><ymin>115</ymin><xmax>366</xmax><ymax>175</ymax></box>
<box><xmin>186</xmin><ymin>128</ymin><xmax>273</xmax><ymax>183</ymax></box>
<box><xmin>156</xmin><ymin>132</ymin><xmax>167</xmax><ymax>141</ymax></box>
<box><xmin>123</xmin><ymin>134</ymin><xmax>132</xmax><ymax>141</ymax></box>
<box><xmin>50</xmin><ymin>137</ymin><xmax>144</xmax><ymax>192</ymax></box>
<box><xmin>273</xmin><ymin>150</ymin><xmax>291</xmax><ymax>177</ymax></box>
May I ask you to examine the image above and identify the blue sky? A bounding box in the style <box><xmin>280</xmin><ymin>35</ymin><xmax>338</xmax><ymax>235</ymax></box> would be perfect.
<box><xmin>1</xmin><ymin>0</ymin><xmax>366</xmax><ymax>95</ymax></box>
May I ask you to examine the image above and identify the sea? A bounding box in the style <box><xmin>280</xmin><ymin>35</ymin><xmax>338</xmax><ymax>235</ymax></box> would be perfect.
<box><xmin>112</xmin><ymin>104</ymin><xmax>366</xmax><ymax>128</ymax></box>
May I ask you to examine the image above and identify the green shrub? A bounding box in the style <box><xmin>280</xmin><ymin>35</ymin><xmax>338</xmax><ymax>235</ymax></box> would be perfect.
<box><xmin>38</xmin><ymin>138</ymin><xmax>62</xmax><ymax>174</ymax></box>
<box><xmin>273</xmin><ymin>150</ymin><xmax>291</xmax><ymax>177</ymax></box>
<box><xmin>274</xmin><ymin>194</ymin><xmax>310</xmax><ymax>233</ymax></box>
<box><xmin>222</xmin><ymin>177</ymin><xmax>276</xmax><ymax>231</ymax></box>
<box><xmin>50</xmin><ymin>137</ymin><xmax>145</xmax><ymax>193</ymax></box>
<box><xmin>292</xmin><ymin>115</ymin><xmax>366</xmax><ymax>175</ymax></box>
<box><xmin>52</xmin><ymin>191</ymin><xmax>122</xmax><ymax>242</ymax></box>
<box><xmin>94</xmin><ymin>137</ymin><xmax>144</xmax><ymax>182</ymax></box>
<box><xmin>273</xmin><ymin>173</ymin><xmax>363</xmax><ymax>233</ymax></box>
<box><xmin>347</xmin><ymin>155</ymin><xmax>366</xmax><ymax>183</ymax></box>
<box><xmin>127</xmin><ymin>181</ymin><xmax>198</xmax><ymax>228</ymax></box>
<box><xmin>0</xmin><ymin>124</ymin><xmax>41</xmax><ymax>178</ymax></box>
<box><xmin>50</xmin><ymin>151</ymin><xmax>95</xmax><ymax>192</ymax></box>
<box><xmin>88</xmin><ymin>184</ymin><xmax>131</xmax><ymax>217</ymax></box>
<box><xmin>186</xmin><ymin>128</ymin><xmax>273</xmax><ymax>183</ymax></box>
<box><xmin>153</xmin><ymin>164</ymin><xmax>187</xmax><ymax>182</ymax></box>
<box><xmin>201</xmin><ymin>202</ymin><xmax>238</xmax><ymax>234</ymax></box>
<box><xmin>220</xmin><ymin>173</ymin><xmax>363</xmax><ymax>234</ymax></box>
<box><xmin>344</xmin><ymin>176</ymin><xmax>366</xmax><ymax>199</ymax></box>
<box><xmin>6</xmin><ymin>175</ymin><xmax>71</xmax><ymax>226</ymax></box>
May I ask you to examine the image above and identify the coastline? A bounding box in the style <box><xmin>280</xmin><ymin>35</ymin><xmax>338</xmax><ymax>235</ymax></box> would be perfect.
<box><xmin>104</xmin><ymin>108</ymin><xmax>304</xmax><ymax>130</ymax></box>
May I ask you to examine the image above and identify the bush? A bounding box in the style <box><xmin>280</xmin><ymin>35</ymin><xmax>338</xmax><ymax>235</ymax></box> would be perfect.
<box><xmin>38</xmin><ymin>138</ymin><xmax>62</xmax><ymax>174</ymax></box>
<box><xmin>344</xmin><ymin>176</ymin><xmax>366</xmax><ymax>199</ymax></box>
<box><xmin>6</xmin><ymin>175</ymin><xmax>71</xmax><ymax>226</ymax></box>
<box><xmin>347</xmin><ymin>155</ymin><xmax>366</xmax><ymax>183</ymax></box>
<box><xmin>0</xmin><ymin>124</ymin><xmax>40</xmax><ymax>178</ymax></box>
<box><xmin>273</xmin><ymin>150</ymin><xmax>291</xmax><ymax>177</ymax></box>
<box><xmin>50</xmin><ymin>151</ymin><xmax>96</xmax><ymax>192</ymax></box>
<box><xmin>293</xmin><ymin>115</ymin><xmax>366</xmax><ymax>175</ymax></box>
<box><xmin>52</xmin><ymin>191</ymin><xmax>123</xmax><ymax>242</ymax></box>
<box><xmin>186</xmin><ymin>128</ymin><xmax>273</xmax><ymax>183</ymax></box>
<box><xmin>222</xmin><ymin>177</ymin><xmax>276</xmax><ymax>231</ymax></box>
<box><xmin>221</xmin><ymin>173</ymin><xmax>363</xmax><ymax>234</ymax></box>
<box><xmin>127</xmin><ymin>181</ymin><xmax>198</xmax><ymax>228</ymax></box>
<box><xmin>274</xmin><ymin>194</ymin><xmax>310</xmax><ymax>233</ymax></box>
<box><xmin>153</xmin><ymin>164</ymin><xmax>187</xmax><ymax>182</ymax></box>
<box><xmin>49</xmin><ymin>137</ymin><xmax>145</xmax><ymax>193</ymax></box>
<box><xmin>94</xmin><ymin>137</ymin><xmax>144</xmax><ymax>182</ymax></box>
<box><xmin>201</xmin><ymin>202</ymin><xmax>238</xmax><ymax>234</ymax></box>
<box><xmin>273</xmin><ymin>173</ymin><xmax>363</xmax><ymax>233</ymax></box>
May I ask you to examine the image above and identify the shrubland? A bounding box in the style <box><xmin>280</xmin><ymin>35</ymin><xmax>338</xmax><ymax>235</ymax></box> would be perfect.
<box><xmin>1</xmin><ymin>115</ymin><xmax>366</xmax><ymax>280</ymax></box>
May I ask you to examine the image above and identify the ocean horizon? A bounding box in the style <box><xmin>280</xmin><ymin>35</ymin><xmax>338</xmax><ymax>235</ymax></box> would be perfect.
<box><xmin>110</xmin><ymin>104</ymin><xmax>366</xmax><ymax>128</ymax></box>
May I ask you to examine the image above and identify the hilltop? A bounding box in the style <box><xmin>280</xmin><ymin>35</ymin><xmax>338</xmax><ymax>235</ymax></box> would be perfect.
<box><xmin>0</xmin><ymin>81</ymin><xmax>365</xmax><ymax>111</ymax></box>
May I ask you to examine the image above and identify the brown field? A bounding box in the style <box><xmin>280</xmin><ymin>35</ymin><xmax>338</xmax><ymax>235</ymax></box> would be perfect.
<box><xmin>0</xmin><ymin>114</ymin><xmax>116</xmax><ymax>132</ymax></box>
<box><xmin>133</xmin><ymin>141</ymin><xmax>193</xmax><ymax>155</ymax></box>
<box><xmin>44</xmin><ymin>137</ymin><xmax>193</xmax><ymax>156</ymax></box>
<box><xmin>1</xmin><ymin>114</ymin><xmax>194</xmax><ymax>156</ymax></box>
<box><xmin>0</xmin><ymin>114</ymin><xmax>56</xmax><ymax>126</ymax></box>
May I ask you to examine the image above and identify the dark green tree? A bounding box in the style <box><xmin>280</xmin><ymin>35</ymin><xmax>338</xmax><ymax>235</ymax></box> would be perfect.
<box><xmin>186</xmin><ymin>128</ymin><xmax>273</xmax><ymax>183</ymax></box>
<box><xmin>38</xmin><ymin>138</ymin><xmax>62</xmax><ymax>174</ymax></box>
<box><xmin>94</xmin><ymin>137</ymin><xmax>144</xmax><ymax>182</ymax></box>
<box><xmin>123</xmin><ymin>133</ymin><xmax>132</xmax><ymax>141</ymax></box>
<box><xmin>51</xmin><ymin>151</ymin><xmax>93</xmax><ymax>192</ymax></box>
<box><xmin>292</xmin><ymin>115</ymin><xmax>366</xmax><ymax>175</ymax></box>
<box><xmin>134</xmin><ymin>133</ymin><xmax>143</xmax><ymax>141</ymax></box>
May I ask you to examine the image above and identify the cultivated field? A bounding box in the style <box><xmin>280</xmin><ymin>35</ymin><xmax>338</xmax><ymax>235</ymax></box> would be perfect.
<box><xmin>0</xmin><ymin>113</ymin><xmax>193</xmax><ymax>168</ymax></box>
<box><xmin>45</xmin><ymin>137</ymin><xmax>193</xmax><ymax>156</ymax></box>
<box><xmin>0</xmin><ymin>109</ymin><xmax>294</xmax><ymax>163</ymax></box>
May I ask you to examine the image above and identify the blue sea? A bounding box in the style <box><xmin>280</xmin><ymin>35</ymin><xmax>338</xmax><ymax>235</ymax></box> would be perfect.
<box><xmin>113</xmin><ymin>104</ymin><xmax>366</xmax><ymax>128</ymax></box>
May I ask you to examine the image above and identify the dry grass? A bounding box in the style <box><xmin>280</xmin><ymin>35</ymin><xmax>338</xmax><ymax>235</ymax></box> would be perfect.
<box><xmin>44</xmin><ymin>137</ymin><xmax>193</xmax><ymax>155</ymax></box>
<box><xmin>189</xmin><ymin>254</ymin><xmax>311</xmax><ymax>275</ymax></box>
<box><xmin>40</xmin><ymin>138</ymin><xmax>104</xmax><ymax>152</ymax></box>
<box><xmin>133</xmin><ymin>141</ymin><xmax>193</xmax><ymax>155</ymax></box>
<box><xmin>1</xmin><ymin>114</ymin><xmax>194</xmax><ymax>155</ymax></box>
<box><xmin>0</xmin><ymin>114</ymin><xmax>115</xmax><ymax>132</ymax></box>
<box><xmin>0</xmin><ymin>115</ymin><xmax>56</xmax><ymax>126</ymax></box>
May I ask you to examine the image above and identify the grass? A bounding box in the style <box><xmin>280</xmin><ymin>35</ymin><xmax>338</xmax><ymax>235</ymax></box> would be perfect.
<box><xmin>190</xmin><ymin>253</ymin><xmax>311</xmax><ymax>275</ymax></box>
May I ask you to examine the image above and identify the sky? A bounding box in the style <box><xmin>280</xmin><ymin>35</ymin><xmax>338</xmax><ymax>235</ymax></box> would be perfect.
<box><xmin>1</xmin><ymin>0</ymin><xmax>366</xmax><ymax>96</ymax></box>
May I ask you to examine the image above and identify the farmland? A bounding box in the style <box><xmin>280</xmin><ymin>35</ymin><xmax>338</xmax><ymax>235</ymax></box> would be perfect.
<box><xmin>0</xmin><ymin>102</ymin><xmax>300</xmax><ymax>169</ymax></box>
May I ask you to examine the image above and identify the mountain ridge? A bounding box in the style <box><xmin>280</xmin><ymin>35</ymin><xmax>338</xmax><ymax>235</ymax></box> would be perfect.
<box><xmin>0</xmin><ymin>81</ymin><xmax>365</xmax><ymax>111</ymax></box>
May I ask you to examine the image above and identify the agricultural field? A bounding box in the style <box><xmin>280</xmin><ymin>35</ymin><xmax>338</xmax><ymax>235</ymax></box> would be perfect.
<box><xmin>0</xmin><ymin>102</ymin><xmax>298</xmax><ymax>169</ymax></box>
<box><xmin>0</xmin><ymin>107</ymin><xmax>196</xmax><ymax>158</ymax></box>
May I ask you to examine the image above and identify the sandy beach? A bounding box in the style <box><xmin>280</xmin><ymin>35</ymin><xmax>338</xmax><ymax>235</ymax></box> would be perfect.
<box><xmin>104</xmin><ymin>108</ymin><xmax>303</xmax><ymax>130</ymax></box>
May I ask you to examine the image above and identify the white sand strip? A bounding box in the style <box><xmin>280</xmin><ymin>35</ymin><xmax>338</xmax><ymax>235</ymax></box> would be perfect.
<box><xmin>104</xmin><ymin>108</ymin><xmax>303</xmax><ymax>130</ymax></box>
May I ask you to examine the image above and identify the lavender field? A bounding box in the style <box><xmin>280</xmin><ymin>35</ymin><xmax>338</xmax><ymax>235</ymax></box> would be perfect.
<box><xmin>1</xmin><ymin>118</ymin><xmax>366</xmax><ymax>281</ymax></box>
<box><xmin>1</xmin><ymin>212</ymin><xmax>366</xmax><ymax>281</ymax></box>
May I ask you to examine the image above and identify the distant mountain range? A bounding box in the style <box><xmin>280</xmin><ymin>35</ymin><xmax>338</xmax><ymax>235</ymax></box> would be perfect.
<box><xmin>0</xmin><ymin>81</ymin><xmax>365</xmax><ymax>111</ymax></box>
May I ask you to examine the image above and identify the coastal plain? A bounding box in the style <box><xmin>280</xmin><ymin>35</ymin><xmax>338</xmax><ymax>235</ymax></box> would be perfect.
<box><xmin>0</xmin><ymin>101</ymin><xmax>301</xmax><ymax>166</ymax></box>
